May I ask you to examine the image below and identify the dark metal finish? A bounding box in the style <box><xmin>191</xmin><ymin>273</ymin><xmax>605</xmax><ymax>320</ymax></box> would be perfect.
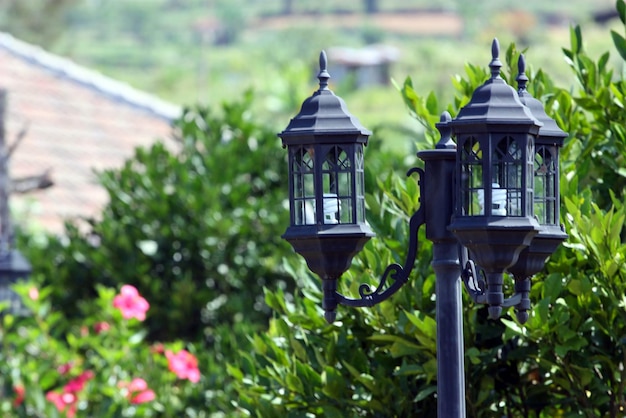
<box><xmin>336</xmin><ymin>168</ymin><xmax>425</xmax><ymax>309</ymax></box>
<box><xmin>418</xmin><ymin>112</ymin><xmax>465</xmax><ymax>418</ymax></box>
<box><xmin>448</xmin><ymin>38</ymin><xmax>541</xmax><ymax>319</ymax></box>
<box><xmin>280</xmin><ymin>42</ymin><xmax>567</xmax><ymax>416</ymax></box>
<box><xmin>279</xmin><ymin>51</ymin><xmax>375</xmax><ymax>323</ymax></box>
<box><xmin>509</xmin><ymin>53</ymin><xmax>568</xmax><ymax>322</ymax></box>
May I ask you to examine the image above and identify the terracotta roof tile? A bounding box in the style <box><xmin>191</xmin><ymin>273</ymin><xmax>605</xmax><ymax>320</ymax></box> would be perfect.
<box><xmin>0</xmin><ymin>32</ymin><xmax>182</xmax><ymax>234</ymax></box>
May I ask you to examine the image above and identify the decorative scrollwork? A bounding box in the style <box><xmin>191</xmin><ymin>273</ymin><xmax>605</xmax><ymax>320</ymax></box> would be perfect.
<box><xmin>336</xmin><ymin>168</ymin><xmax>425</xmax><ymax>308</ymax></box>
<box><xmin>460</xmin><ymin>246</ymin><xmax>487</xmax><ymax>304</ymax></box>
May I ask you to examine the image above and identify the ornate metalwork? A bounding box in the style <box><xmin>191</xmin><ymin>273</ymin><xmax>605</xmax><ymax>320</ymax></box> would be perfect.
<box><xmin>335</xmin><ymin>167</ymin><xmax>425</xmax><ymax>308</ymax></box>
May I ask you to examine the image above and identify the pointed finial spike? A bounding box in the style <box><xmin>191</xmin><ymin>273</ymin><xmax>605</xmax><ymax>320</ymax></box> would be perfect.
<box><xmin>319</xmin><ymin>50</ymin><xmax>327</xmax><ymax>72</ymax></box>
<box><xmin>318</xmin><ymin>50</ymin><xmax>330</xmax><ymax>91</ymax></box>
<box><xmin>516</xmin><ymin>54</ymin><xmax>529</xmax><ymax>92</ymax></box>
<box><xmin>491</xmin><ymin>38</ymin><xmax>500</xmax><ymax>59</ymax></box>
<box><xmin>489</xmin><ymin>38</ymin><xmax>503</xmax><ymax>80</ymax></box>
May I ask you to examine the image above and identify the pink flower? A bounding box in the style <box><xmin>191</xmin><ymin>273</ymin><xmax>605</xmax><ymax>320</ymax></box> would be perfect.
<box><xmin>63</xmin><ymin>370</ymin><xmax>94</xmax><ymax>393</ymax></box>
<box><xmin>57</xmin><ymin>362</ymin><xmax>73</xmax><ymax>375</ymax></box>
<box><xmin>93</xmin><ymin>321</ymin><xmax>110</xmax><ymax>334</ymax></box>
<box><xmin>165</xmin><ymin>349</ymin><xmax>201</xmax><ymax>383</ymax></box>
<box><xmin>113</xmin><ymin>285</ymin><xmax>149</xmax><ymax>321</ymax></box>
<box><xmin>46</xmin><ymin>391</ymin><xmax>77</xmax><ymax>418</ymax></box>
<box><xmin>46</xmin><ymin>370</ymin><xmax>93</xmax><ymax>417</ymax></box>
<box><xmin>13</xmin><ymin>385</ymin><xmax>25</xmax><ymax>407</ymax></box>
<box><xmin>119</xmin><ymin>378</ymin><xmax>156</xmax><ymax>404</ymax></box>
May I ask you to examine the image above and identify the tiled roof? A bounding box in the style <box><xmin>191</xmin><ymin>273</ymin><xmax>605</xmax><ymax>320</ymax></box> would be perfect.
<box><xmin>0</xmin><ymin>32</ymin><xmax>181</xmax><ymax>234</ymax></box>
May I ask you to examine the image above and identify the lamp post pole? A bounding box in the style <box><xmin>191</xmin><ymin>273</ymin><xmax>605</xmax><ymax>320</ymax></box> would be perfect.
<box><xmin>418</xmin><ymin>113</ymin><xmax>465</xmax><ymax>417</ymax></box>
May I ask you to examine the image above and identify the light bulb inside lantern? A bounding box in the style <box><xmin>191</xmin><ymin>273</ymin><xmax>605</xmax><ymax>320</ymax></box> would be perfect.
<box><xmin>477</xmin><ymin>183</ymin><xmax>507</xmax><ymax>216</ymax></box>
<box><xmin>303</xmin><ymin>193</ymin><xmax>340</xmax><ymax>224</ymax></box>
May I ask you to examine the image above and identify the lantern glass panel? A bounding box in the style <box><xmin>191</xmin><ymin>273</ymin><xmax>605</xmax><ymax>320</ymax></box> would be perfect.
<box><xmin>322</xmin><ymin>146</ymin><xmax>354</xmax><ymax>224</ymax></box>
<box><xmin>526</xmin><ymin>139</ymin><xmax>535</xmax><ymax>216</ymax></box>
<box><xmin>493</xmin><ymin>136</ymin><xmax>522</xmax><ymax>216</ymax></box>
<box><xmin>460</xmin><ymin>137</ymin><xmax>484</xmax><ymax>216</ymax></box>
<box><xmin>355</xmin><ymin>146</ymin><xmax>365</xmax><ymax>223</ymax></box>
<box><xmin>292</xmin><ymin>146</ymin><xmax>316</xmax><ymax>225</ymax></box>
<box><xmin>534</xmin><ymin>145</ymin><xmax>557</xmax><ymax>225</ymax></box>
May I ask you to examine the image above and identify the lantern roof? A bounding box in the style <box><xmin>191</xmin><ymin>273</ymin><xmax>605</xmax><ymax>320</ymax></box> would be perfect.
<box><xmin>450</xmin><ymin>39</ymin><xmax>542</xmax><ymax>133</ymax></box>
<box><xmin>279</xmin><ymin>51</ymin><xmax>372</xmax><ymax>141</ymax></box>
<box><xmin>516</xmin><ymin>54</ymin><xmax>567</xmax><ymax>146</ymax></box>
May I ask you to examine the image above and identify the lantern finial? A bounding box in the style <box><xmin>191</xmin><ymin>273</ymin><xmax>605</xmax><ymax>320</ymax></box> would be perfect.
<box><xmin>489</xmin><ymin>38</ymin><xmax>502</xmax><ymax>80</ymax></box>
<box><xmin>435</xmin><ymin>111</ymin><xmax>455</xmax><ymax>150</ymax></box>
<box><xmin>318</xmin><ymin>50</ymin><xmax>330</xmax><ymax>91</ymax></box>
<box><xmin>516</xmin><ymin>54</ymin><xmax>529</xmax><ymax>92</ymax></box>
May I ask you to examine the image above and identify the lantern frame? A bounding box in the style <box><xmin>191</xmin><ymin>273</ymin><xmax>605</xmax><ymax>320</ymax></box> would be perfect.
<box><xmin>447</xmin><ymin>39</ymin><xmax>542</xmax><ymax>319</ymax></box>
<box><xmin>279</xmin><ymin>51</ymin><xmax>375</xmax><ymax>322</ymax></box>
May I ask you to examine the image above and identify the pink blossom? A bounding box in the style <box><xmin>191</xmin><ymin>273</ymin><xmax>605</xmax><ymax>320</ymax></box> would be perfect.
<box><xmin>57</xmin><ymin>362</ymin><xmax>73</xmax><ymax>375</ymax></box>
<box><xmin>113</xmin><ymin>285</ymin><xmax>149</xmax><ymax>321</ymax></box>
<box><xmin>165</xmin><ymin>349</ymin><xmax>201</xmax><ymax>383</ymax></box>
<box><xmin>13</xmin><ymin>385</ymin><xmax>25</xmax><ymax>407</ymax></box>
<box><xmin>63</xmin><ymin>370</ymin><xmax>94</xmax><ymax>393</ymax></box>
<box><xmin>46</xmin><ymin>391</ymin><xmax>77</xmax><ymax>418</ymax></box>
<box><xmin>46</xmin><ymin>370</ymin><xmax>93</xmax><ymax>417</ymax></box>
<box><xmin>119</xmin><ymin>378</ymin><xmax>156</xmax><ymax>404</ymax></box>
<box><xmin>93</xmin><ymin>321</ymin><xmax>111</xmax><ymax>334</ymax></box>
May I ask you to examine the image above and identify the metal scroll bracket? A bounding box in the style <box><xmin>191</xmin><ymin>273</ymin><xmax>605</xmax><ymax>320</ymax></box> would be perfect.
<box><xmin>335</xmin><ymin>167</ymin><xmax>426</xmax><ymax>308</ymax></box>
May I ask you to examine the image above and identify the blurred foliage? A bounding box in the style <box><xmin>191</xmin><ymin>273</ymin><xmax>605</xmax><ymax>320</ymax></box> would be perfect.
<box><xmin>228</xmin><ymin>2</ymin><xmax>626</xmax><ymax>416</ymax></box>
<box><xmin>0</xmin><ymin>0</ymin><xmax>79</xmax><ymax>48</ymax></box>
<box><xmin>19</xmin><ymin>91</ymin><xmax>293</xmax><ymax>343</ymax></box>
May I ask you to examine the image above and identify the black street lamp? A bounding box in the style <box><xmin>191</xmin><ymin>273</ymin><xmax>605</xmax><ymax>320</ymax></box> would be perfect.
<box><xmin>279</xmin><ymin>40</ymin><xmax>566</xmax><ymax>417</ymax></box>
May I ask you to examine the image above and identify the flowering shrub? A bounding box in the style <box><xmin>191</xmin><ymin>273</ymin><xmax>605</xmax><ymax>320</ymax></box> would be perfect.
<box><xmin>0</xmin><ymin>282</ymin><xmax>207</xmax><ymax>417</ymax></box>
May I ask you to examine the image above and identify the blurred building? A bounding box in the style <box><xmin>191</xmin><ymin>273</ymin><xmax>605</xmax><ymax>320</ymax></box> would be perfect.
<box><xmin>327</xmin><ymin>45</ymin><xmax>400</xmax><ymax>89</ymax></box>
<box><xmin>0</xmin><ymin>32</ymin><xmax>181</xmax><ymax>234</ymax></box>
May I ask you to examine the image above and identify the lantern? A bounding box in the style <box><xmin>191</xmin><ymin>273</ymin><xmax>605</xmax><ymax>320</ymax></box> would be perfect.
<box><xmin>279</xmin><ymin>51</ymin><xmax>374</xmax><ymax>323</ymax></box>
<box><xmin>448</xmin><ymin>39</ymin><xmax>542</xmax><ymax>319</ymax></box>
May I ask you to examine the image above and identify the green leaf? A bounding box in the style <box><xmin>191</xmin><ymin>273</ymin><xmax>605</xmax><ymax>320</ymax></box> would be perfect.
<box><xmin>618</xmin><ymin>0</ymin><xmax>626</xmax><ymax>24</ymax></box>
<box><xmin>465</xmin><ymin>347</ymin><xmax>482</xmax><ymax>365</ymax></box>
<box><xmin>543</xmin><ymin>273</ymin><xmax>564</xmax><ymax>301</ymax></box>
<box><xmin>611</xmin><ymin>30</ymin><xmax>626</xmax><ymax>62</ymax></box>
<box><xmin>285</xmin><ymin>373</ymin><xmax>304</xmax><ymax>394</ymax></box>
<box><xmin>226</xmin><ymin>363</ymin><xmax>244</xmax><ymax>380</ymax></box>
<box><xmin>570</xmin><ymin>25</ymin><xmax>583</xmax><ymax>54</ymax></box>
<box><xmin>414</xmin><ymin>385</ymin><xmax>437</xmax><ymax>402</ymax></box>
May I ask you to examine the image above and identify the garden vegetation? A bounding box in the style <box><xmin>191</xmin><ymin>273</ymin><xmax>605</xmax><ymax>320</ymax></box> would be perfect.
<box><xmin>2</xmin><ymin>1</ymin><xmax>626</xmax><ymax>416</ymax></box>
